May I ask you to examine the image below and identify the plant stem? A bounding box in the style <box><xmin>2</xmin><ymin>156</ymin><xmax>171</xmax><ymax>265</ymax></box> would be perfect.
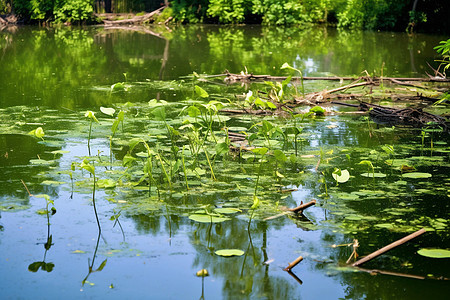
<box><xmin>88</xmin><ymin>119</ymin><xmax>93</xmax><ymax>156</ymax></box>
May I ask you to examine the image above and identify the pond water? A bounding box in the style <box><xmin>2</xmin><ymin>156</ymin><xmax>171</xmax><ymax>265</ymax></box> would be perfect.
<box><xmin>0</xmin><ymin>25</ymin><xmax>449</xmax><ymax>299</ymax></box>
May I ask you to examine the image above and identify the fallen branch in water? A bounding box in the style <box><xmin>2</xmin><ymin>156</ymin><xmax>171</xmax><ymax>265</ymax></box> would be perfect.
<box><xmin>352</xmin><ymin>228</ymin><xmax>426</xmax><ymax>267</ymax></box>
<box><xmin>284</xmin><ymin>255</ymin><xmax>303</xmax><ymax>271</ymax></box>
<box><xmin>263</xmin><ymin>200</ymin><xmax>316</xmax><ymax>221</ymax></box>
<box><xmin>100</xmin><ymin>6</ymin><xmax>166</xmax><ymax>25</ymax></box>
<box><xmin>287</xmin><ymin>200</ymin><xmax>317</xmax><ymax>213</ymax></box>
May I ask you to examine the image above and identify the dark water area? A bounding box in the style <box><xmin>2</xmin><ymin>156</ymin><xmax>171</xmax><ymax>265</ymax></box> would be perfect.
<box><xmin>0</xmin><ymin>25</ymin><xmax>449</xmax><ymax>299</ymax></box>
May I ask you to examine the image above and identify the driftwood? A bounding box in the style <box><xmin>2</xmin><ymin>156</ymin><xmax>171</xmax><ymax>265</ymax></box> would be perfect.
<box><xmin>100</xmin><ymin>6</ymin><xmax>166</xmax><ymax>26</ymax></box>
<box><xmin>333</xmin><ymin>101</ymin><xmax>449</xmax><ymax>130</ymax></box>
<box><xmin>352</xmin><ymin>228</ymin><xmax>426</xmax><ymax>267</ymax></box>
<box><xmin>288</xmin><ymin>200</ymin><xmax>316</xmax><ymax>213</ymax></box>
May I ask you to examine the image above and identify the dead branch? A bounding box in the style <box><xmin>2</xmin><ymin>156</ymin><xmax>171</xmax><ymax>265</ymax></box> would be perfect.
<box><xmin>284</xmin><ymin>255</ymin><xmax>303</xmax><ymax>271</ymax></box>
<box><xmin>101</xmin><ymin>6</ymin><xmax>166</xmax><ymax>26</ymax></box>
<box><xmin>288</xmin><ymin>200</ymin><xmax>316</xmax><ymax>213</ymax></box>
<box><xmin>352</xmin><ymin>228</ymin><xmax>426</xmax><ymax>267</ymax></box>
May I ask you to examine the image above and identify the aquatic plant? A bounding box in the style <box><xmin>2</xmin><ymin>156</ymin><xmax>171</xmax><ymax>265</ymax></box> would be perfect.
<box><xmin>29</xmin><ymin>127</ymin><xmax>45</xmax><ymax>141</ymax></box>
<box><xmin>84</xmin><ymin>111</ymin><xmax>99</xmax><ymax>156</ymax></box>
<box><xmin>80</xmin><ymin>159</ymin><xmax>101</xmax><ymax>231</ymax></box>
<box><xmin>281</xmin><ymin>62</ymin><xmax>305</xmax><ymax>97</ymax></box>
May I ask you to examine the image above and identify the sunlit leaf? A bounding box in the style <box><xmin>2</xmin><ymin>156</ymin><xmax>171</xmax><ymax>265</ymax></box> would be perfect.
<box><xmin>100</xmin><ymin>107</ymin><xmax>115</xmax><ymax>116</ymax></box>
<box><xmin>195</xmin><ymin>85</ymin><xmax>209</xmax><ymax>98</ymax></box>
<box><xmin>215</xmin><ymin>249</ymin><xmax>244</xmax><ymax>257</ymax></box>
<box><xmin>332</xmin><ymin>169</ymin><xmax>350</xmax><ymax>183</ymax></box>
<box><xmin>111</xmin><ymin>82</ymin><xmax>126</xmax><ymax>91</ymax></box>
<box><xmin>152</xmin><ymin>106</ymin><xmax>166</xmax><ymax>121</ymax></box>
<box><xmin>251</xmin><ymin>147</ymin><xmax>268</xmax><ymax>156</ymax></box>
<box><xmin>251</xmin><ymin>195</ymin><xmax>260</xmax><ymax>210</ymax></box>
<box><xmin>361</xmin><ymin>172</ymin><xmax>386</xmax><ymax>178</ymax></box>
<box><xmin>417</xmin><ymin>248</ymin><xmax>450</xmax><ymax>258</ymax></box>
<box><xmin>214</xmin><ymin>208</ymin><xmax>242</xmax><ymax>214</ymax></box>
<box><xmin>84</xmin><ymin>111</ymin><xmax>99</xmax><ymax>123</ymax></box>
<box><xmin>273</xmin><ymin>150</ymin><xmax>287</xmax><ymax>162</ymax></box>
<box><xmin>402</xmin><ymin>172</ymin><xmax>432</xmax><ymax>179</ymax></box>
<box><xmin>96</xmin><ymin>179</ymin><xmax>116</xmax><ymax>188</ymax></box>
<box><xmin>189</xmin><ymin>214</ymin><xmax>230</xmax><ymax>223</ymax></box>
<box><xmin>80</xmin><ymin>159</ymin><xmax>95</xmax><ymax>175</ymax></box>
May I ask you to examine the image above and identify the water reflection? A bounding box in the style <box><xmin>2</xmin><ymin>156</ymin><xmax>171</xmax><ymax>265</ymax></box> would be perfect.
<box><xmin>28</xmin><ymin>196</ymin><xmax>56</xmax><ymax>273</ymax></box>
<box><xmin>81</xmin><ymin>230</ymin><xmax>107</xmax><ymax>287</ymax></box>
<box><xmin>0</xmin><ymin>25</ymin><xmax>446</xmax><ymax>108</ymax></box>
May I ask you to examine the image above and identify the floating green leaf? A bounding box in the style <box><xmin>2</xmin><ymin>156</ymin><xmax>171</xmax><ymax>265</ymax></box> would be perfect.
<box><xmin>189</xmin><ymin>214</ymin><xmax>230</xmax><ymax>223</ymax></box>
<box><xmin>402</xmin><ymin>172</ymin><xmax>432</xmax><ymax>179</ymax></box>
<box><xmin>214</xmin><ymin>208</ymin><xmax>242</xmax><ymax>214</ymax></box>
<box><xmin>100</xmin><ymin>107</ymin><xmax>116</xmax><ymax>116</ymax></box>
<box><xmin>361</xmin><ymin>172</ymin><xmax>386</xmax><ymax>178</ymax></box>
<box><xmin>332</xmin><ymin>169</ymin><xmax>350</xmax><ymax>183</ymax></box>
<box><xmin>417</xmin><ymin>248</ymin><xmax>450</xmax><ymax>258</ymax></box>
<box><xmin>111</xmin><ymin>82</ymin><xmax>126</xmax><ymax>91</ymax></box>
<box><xmin>96</xmin><ymin>179</ymin><xmax>116</xmax><ymax>188</ymax></box>
<box><xmin>215</xmin><ymin>249</ymin><xmax>244</xmax><ymax>257</ymax></box>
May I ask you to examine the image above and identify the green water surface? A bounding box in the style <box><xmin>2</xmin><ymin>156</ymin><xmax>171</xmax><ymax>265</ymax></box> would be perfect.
<box><xmin>0</xmin><ymin>25</ymin><xmax>449</xmax><ymax>299</ymax></box>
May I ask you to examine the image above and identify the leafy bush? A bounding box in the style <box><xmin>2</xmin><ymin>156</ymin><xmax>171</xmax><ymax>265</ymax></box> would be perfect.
<box><xmin>207</xmin><ymin>0</ymin><xmax>250</xmax><ymax>23</ymax></box>
<box><xmin>171</xmin><ymin>0</ymin><xmax>209</xmax><ymax>23</ymax></box>
<box><xmin>434</xmin><ymin>39</ymin><xmax>450</xmax><ymax>76</ymax></box>
<box><xmin>54</xmin><ymin>0</ymin><xmax>94</xmax><ymax>24</ymax></box>
<box><xmin>338</xmin><ymin>0</ymin><xmax>409</xmax><ymax>30</ymax></box>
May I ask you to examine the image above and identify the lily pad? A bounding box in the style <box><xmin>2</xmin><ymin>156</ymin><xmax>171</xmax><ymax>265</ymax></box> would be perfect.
<box><xmin>96</xmin><ymin>179</ymin><xmax>116</xmax><ymax>188</ymax></box>
<box><xmin>41</xmin><ymin>180</ymin><xmax>65</xmax><ymax>186</ymax></box>
<box><xmin>213</xmin><ymin>208</ymin><xmax>242</xmax><ymax>214</ymax></box>
<box><xmin>361</xmin><ymin>172</ymin><xmax>386</xmax><ymax>178</ymax></box>
<box><xmin>417</xmin><ymin>248</ymin><xmax>450</xmax><ymax>258</ymax></box>
<box><xmin>332</xmin><ymin>169</ymin><xmax>350</xmax><ymax>183</ymax></box>
<box><xmin>402</xmin><ymin>172</ymin><xmax>432</xmax><ymax>179</ymax></box>
<box><xmin>189</xmin><ymin>214</ymin><xmax>230</xmax><ymax>223</ymax></box>
<box><xmin>215</xmin><ymin>249</ymin><xmax>244</xmax><ymax>257</ymax></box>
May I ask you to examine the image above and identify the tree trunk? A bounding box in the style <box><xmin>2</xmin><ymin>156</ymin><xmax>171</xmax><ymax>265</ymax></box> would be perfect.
<box><xmin>105</xmin><ymin>0</ymin><xmax>112</xmax><ymax>13</ymax></box>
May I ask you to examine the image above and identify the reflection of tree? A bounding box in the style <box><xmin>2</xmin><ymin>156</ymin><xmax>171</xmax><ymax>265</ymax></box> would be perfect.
<box><xmin>0</xmin><ymin>132</ymin><xmax>62</xmax><ymax>205</ymax></box>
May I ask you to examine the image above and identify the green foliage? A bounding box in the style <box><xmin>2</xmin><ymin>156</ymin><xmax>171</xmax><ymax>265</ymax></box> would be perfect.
<box><xmin>207</xmin><ymin>0</ymin><xmax>250</xmax><ymax>23</ymax></box>
<box><xmin>54</xmin><ymin>0</ymin><xmax>94</xmax><ymax>23</ymax></box>
<box><xmin>337</xmin><ymin>0</ymin><xmax>410</xmax><ymax>30</ymax></box>
<box><xmin>434</xmin><ymin>39</ymin><xmax>450</xmax><ymax>76</ymax></box>
<box><xmin>171</xmin><ymin>0</ymin><xmax>209</xmax><ymax>23</ymax></box>
<box><xmin>13</xmin><ymin>0</ymin><xmax>94</xmax><ymax>23</ymax></box>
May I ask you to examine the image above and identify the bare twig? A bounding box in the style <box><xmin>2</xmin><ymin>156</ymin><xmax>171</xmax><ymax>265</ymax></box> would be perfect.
<box><xmin>21</xmin><ymin>179</ymin><xmax>33</xmax><ymax>196</ymax></box>
<box><xmin>288</xmin><ymin>200</ymin><xmax>317</xmax><ymax>213</ymax></box>
<box><xmin>284</xmin><ymin>255</ymin><xmax>303</xmax><ymax>271</ymax></box>
<box><xmin>352</xmin><ymin>228</ymin><xmax>426</xmax><ymax>267</ymax></box>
